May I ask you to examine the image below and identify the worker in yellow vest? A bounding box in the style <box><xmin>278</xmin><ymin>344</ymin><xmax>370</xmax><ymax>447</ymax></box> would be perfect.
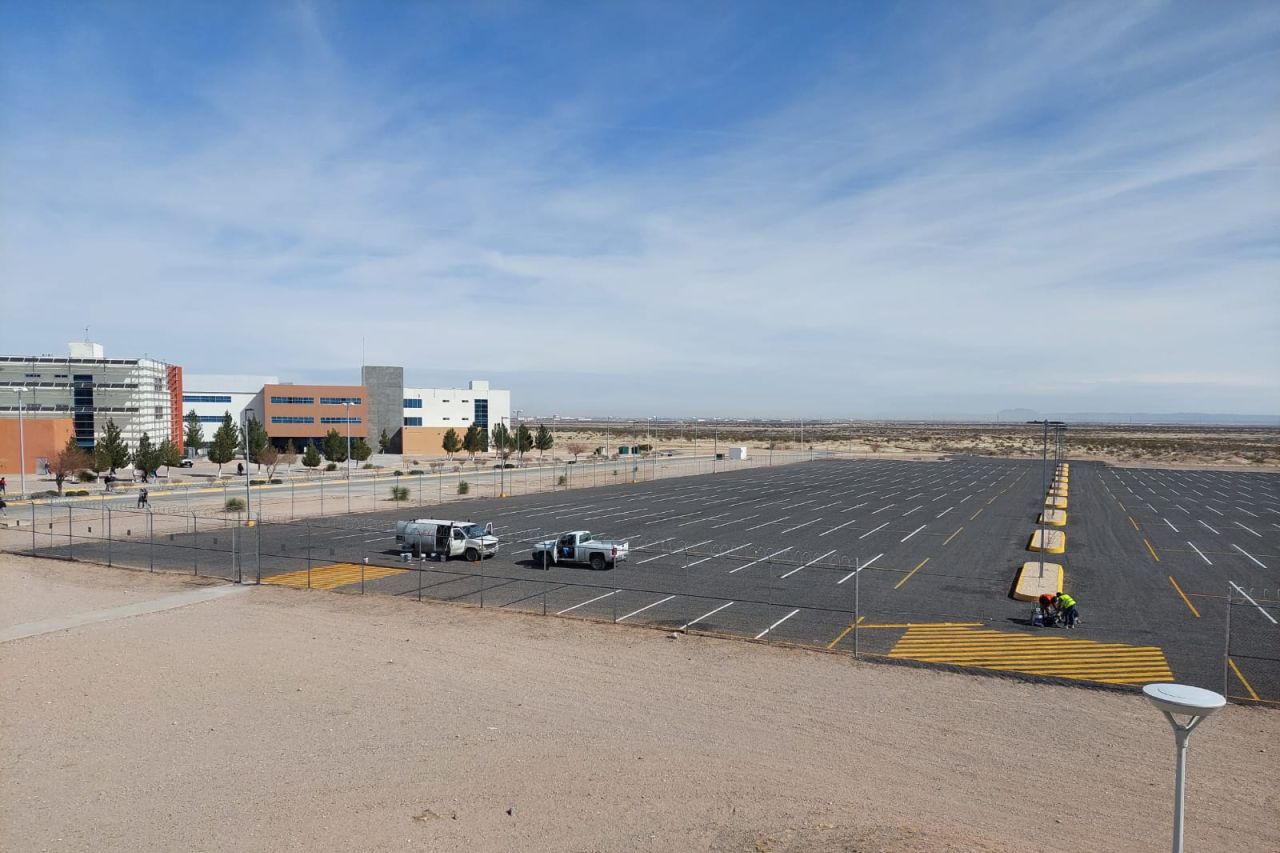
<box><xmin>1057</xmin><ymin>592</ymin><xmax>1079</xmax><ymax>629</ymax></box>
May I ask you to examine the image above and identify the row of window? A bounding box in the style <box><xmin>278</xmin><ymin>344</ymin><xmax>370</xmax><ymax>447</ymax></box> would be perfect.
<box><xmin>271</xmin><ymin>396</ymin><xmax>313</xmax><ymax>405</ymax></box>
<box><xmin>319</xmin><ymin>396</ymin><xmax>362</xmax><ymax>405</ymax></box>
<box><xmin>404</xmin><ymin>417</ymin><xmax>469</xmax><ymax>426</ymax></box>
<box><xmin>184</xmin><ymin>394</ymin><xmax>233</xmax><ymax>403</ymax></box>
<box><xmin>404</xmin><ymin>398</ymin><xmax>470</xmax><ymax>407</ymax></box>
<box><xmin>270</xmin><ymin>395</ymin><xmax>364</xmax><ymax>405</ymax></box>
<box><xmin>320</xmin><ymin>417</ymin><xmax>361</xmax><ymax>424</ymax></box>
<box><xmin>272</xmin><ymin>416</ymin><xmax>314</xmax><ymax>424</ymax></box>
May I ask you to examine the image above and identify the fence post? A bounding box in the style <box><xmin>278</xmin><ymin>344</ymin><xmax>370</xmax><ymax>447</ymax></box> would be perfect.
<box><xmin>192</xmin><ymin>513</ymin><xmax>199</xmax><ymax>576</ymax></box>
<box><xmin>232</xmin><ymin>521</ymin><xmax>240</xmax><ymax>584</ymax></box>
<box><xmin>479</xmin><ymin>553</ymin><xmax>485</xmax><ymax>608</ymax></box>
<box><xmin>307</xmin><ymin>525</ymin><xmax>312</xmax><ymax>589</ymax></box>
<box><xmin>291</xmin><ymin>481</ymin><xmax>295</xmax><ymax>520</ymax></box>
<box><xmin>417</xmin><ymin>563</ymin><xmax>423</xmax><ymax>602</ymax></box>
<box><xmin>67</xmin><ymin>505</ymin><xmax>73</xmax><ymax>559</ymax></box>
<box><xmin>255</xmin><ymin>513</ymin><xmax>262</xmax><ymax>584</ymax></box>
<box><xmin>148</xmin><ymin>510</ymin><xmax>154</xmax><ymax>572</ymax></box>
<box><xmin>31</xmin><ymin>501</ymin><xmax>36</xmax><ymax>552</ymax></box>
<box><xmin>106</xmin><ymin>507</ymin><xmax>112</xmax><ymax>566</ymax></box>
<box><xmin>853</xmin><ymin>557</ymin><xmax>861</xmax><ymax>659</ymax></box>
<box><xmin>1223</xmin><ymin>583</ymin><xmax>1232</xmax><ymax>697</ymax></box>
<box><xmin>361</xmin><ymin>558</ymin><xmax>365</xmax><ymax>594</ymax></box>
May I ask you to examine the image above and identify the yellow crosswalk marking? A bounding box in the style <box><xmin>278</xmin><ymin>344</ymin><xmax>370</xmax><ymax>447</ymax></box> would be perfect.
<box><xmin>263</xmin><ymin>562</ymin><xmax>407</xmax><ymax>590</ymax></box>
<box><xmin>888</xmin><ymin>625</ymin><xmax>1173</xmax><ymax>686</ymax></box>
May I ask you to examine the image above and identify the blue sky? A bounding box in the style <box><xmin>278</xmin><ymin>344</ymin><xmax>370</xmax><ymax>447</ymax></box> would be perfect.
<box><xmin>1</xmin><ymin>1</ymin><xmax>1277</xmax><ymax>418</ymax></box>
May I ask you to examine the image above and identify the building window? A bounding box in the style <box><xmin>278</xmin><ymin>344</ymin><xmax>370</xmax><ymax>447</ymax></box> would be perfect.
<box><xmin>198</xmin><ymin>416</ymin><xmax>226</xmax><ymax>423</ymax></box>
<box><xmin>320</xmin><ymin>416</ymin><xmax>361</xmax><ymax>424</ymax></box>
<box><xmin>155</xmin><ymin>406</ymin><xmax>165</xmax><ymax>416</ymax></box>
<box><xmin>442</xmin><ymin>399</ymin><xmax>450</xmax><ymax>403</ymax></box>
<box><xmin>403</xmin><ymin>398</ymin><xmax>422</xmax><ymax>408</ymax></box>
<box><xmin>271</xmin><ymin>416</ymin><xmax>315</xmax><ymax>424</ymax></box>
<box><xmin>183</xmin><ymin>394</ymin><xmax>233</xmax><ymax>403</ymax></box>
<box><xmin>319</xmin><ymin>397</ymin><xmax>362</xmax><ymax>405</ymax></box>
<box><xmin>270</xmin><ymin>396</ymin><xmax>315</xmax><ymax>405</ymax></box>
<box><xmin>473</xmin><ymin>399</ymin><xmax>488</xmax><ymax>429</ymax></box>
<box><xmin>404</xmin><ymin>417</ymin><xmax>422</xmax><ymax>427</ymax></box>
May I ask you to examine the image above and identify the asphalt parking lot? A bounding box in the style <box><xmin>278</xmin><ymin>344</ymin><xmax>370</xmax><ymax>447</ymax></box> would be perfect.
<box><xmin>33</xmin><ymin>456</ymin><xmax>1280</xmax><ymax>704</ymax></box>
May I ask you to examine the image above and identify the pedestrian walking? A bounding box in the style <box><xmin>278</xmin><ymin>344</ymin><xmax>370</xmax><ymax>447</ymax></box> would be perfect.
<box><xmin>0</xmin><ymin>497</ymin><xmax>7</xmax><ymax>517</ymax></box>
<box><xmin>137</xmin><ymin>487</ymin><xmax>149</xmax><ymax>509</ymax></box>
<box><xmin>0</xmin><ymin>476</ymin><xmax>7</xmax><ymax>494</ymax></box>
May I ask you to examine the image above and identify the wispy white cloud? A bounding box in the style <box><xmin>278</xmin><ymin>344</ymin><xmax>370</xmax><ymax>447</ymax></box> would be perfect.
<box><xmin>1</xmin><ymin>1</ymin><xmax>1276</xmax><ymax>416</ymax></box>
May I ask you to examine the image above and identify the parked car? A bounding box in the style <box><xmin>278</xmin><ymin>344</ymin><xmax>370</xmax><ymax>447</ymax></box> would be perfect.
<box><xmin>178</xmin><ymin>459</ymin><xmax>195</xmax><ymax>468</ymax></box>
<box><xmin>532</xmin><ymin>531</ymin><xmax>629</xmax><ymax>570</ymax></box>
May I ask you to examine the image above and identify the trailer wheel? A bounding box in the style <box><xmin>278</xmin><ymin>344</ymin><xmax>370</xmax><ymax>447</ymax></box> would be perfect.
<box><xmin>465</xmin><ymin>548</ymin><xmax>480</xmax><ymax>563</ymax></box>
<box><xmin>589</xmin><ymin>553</ymin><xmax>606</xmax><ymax>571</ymax></box>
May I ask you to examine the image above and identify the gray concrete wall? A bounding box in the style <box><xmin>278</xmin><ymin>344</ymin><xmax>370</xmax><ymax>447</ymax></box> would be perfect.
<box><xmin>362</xmin><ymin>365</ymin><xmax>404</xmax><ymax>453</ymax></box>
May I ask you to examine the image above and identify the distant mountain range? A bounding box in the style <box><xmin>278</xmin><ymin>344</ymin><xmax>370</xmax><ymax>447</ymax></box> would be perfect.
<box><xmin>994</xmin><ymin>410</ymin><xmax>1279</xmax><ymax>427</ymax></box>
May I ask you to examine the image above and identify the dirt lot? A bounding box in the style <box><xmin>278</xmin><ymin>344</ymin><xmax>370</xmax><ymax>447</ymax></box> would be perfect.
<box><xmin>2</xmin><ymin>555</ymin><xmax>1276</xmax><ymax>853</ymax></box>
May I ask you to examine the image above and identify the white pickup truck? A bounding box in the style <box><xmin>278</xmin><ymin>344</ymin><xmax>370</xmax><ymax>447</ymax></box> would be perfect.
<box><xmin>532</xmin><ymin>531</ymin><xmax>630</xmax><ymax>570</ymax></box>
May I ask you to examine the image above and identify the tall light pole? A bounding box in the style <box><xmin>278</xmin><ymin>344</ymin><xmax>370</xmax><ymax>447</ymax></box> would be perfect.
<box><xmin>344</xmin><ymin>400</ymin><xmax>353</xmax><ymax>512</ymax></box>
<box><xmin>5</xmin><ymin>387</ymin><xmax>29</xmax><ymax>498</ymax></box>
<box><xmin>1027</xmin><ymin>419</ymin><xmax>1065</xmax><ymax>578</ymax></box>
<box><xmin>1143</xmin><ymin>684</ymin><xmax>1226</xmax><ymax>853</ymax></box>
<box><xmin>240</xmin><ymin>408</ymin><xmax>252</xmax><ymax>521</ymax></box>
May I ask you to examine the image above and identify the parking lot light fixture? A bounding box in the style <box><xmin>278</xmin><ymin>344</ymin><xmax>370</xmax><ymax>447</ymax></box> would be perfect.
<box><xmin>1143</xmin><ymin>683</ymin><xmax>1226</xmax><ymax>853</ymax></box>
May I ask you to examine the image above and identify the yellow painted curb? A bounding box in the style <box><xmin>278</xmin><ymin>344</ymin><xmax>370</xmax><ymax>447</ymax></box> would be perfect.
<box><xmin>1013</xmin><ymin>560</ymin><xmax>1064</xmax><ymax>601</ymax></box>
<box><xmin>1029</xmin><ymin>528</ymin><xmax>1066</xmax><ymax>554</ymax></box>
<box><xmin>1044</xmin><ymin>496</ymin><xmax>1067</xmax><ymax>510</ymax></box>
<box><xmin>1050</xmin><ymin>488</ymin><xmax>1068</xmax><ymax>498</ymax></box>
<box><xmin>1039</xmin><ymin>509</ymin><xmax>1067</xmax><ymax>526</ymax></box>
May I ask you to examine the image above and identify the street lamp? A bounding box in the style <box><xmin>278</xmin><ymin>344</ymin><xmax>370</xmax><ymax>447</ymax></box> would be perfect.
<box><xmin>344</xmin><ymin>400</ymin><xmax>354</xmax><ymax>512</ymax></box>
<box><xmin>240</xmin><ymin>408</ymin><xmax>252</xmax><ymax>521</ymax></box>
<box><xmin>1143</xmin><ymin>683</ymin><xmax>1226</xmax><ymax>853</ymax></box>
<box><xmin>3</xmin><ymin>387</ymin><xmax>29</xmax><ymax>498</ymax></box>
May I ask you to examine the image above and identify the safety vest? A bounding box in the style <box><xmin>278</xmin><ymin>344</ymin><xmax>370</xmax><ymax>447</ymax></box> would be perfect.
<box><xmin>1057</xmin><ymin>593</ymin><xmax>1076</xmax><ymax>609</ymax></box>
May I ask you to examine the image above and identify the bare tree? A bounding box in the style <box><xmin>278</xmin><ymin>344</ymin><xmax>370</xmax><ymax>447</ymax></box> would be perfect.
<box><xmin>566</xmin><ymin>442</ymin><xmax>589</xmax><ymax>463</ymax></box>
<box><xmin>50</xmin><ymin>436</ymin><xmax>91</xmax><ymax>495</ymax></box>
<box><xmin>259</xmin><ymin>446</ymin><xmax>281</xmax><ymax>479</ymax></box>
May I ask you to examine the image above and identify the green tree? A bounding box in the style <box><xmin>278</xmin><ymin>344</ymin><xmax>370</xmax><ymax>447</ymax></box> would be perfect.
<box><xmin>534</xmin><ymin>424</ymin><xmax>554</xmax><ymax>458</ymax></box>
<box><xmin>442</xmin><ymin>428</ymin><xmax>462</xmax><ymax>459</ymax></box>
<box><xmin>476</xmin><ymin>425</ymin><xmax>489</xmax><ymax>454</ymax></box>
<box><xmin>301</xmin><ymin>443</ymin><xmax>322</xmax><ymax>471</ymax></box>
<box><xmin>51</xmin><ymin>436</ymin><xmax>91</xmax><ymax>495</ymax></box>
<box><xmin>96</xmin><ymin>419</ymin><xmax>131</xmax><ymax>473</ymax></box>
<box><xmin>245</xmin><ymin>415</ymin><xmax>269</xmax><ymax>470</ymax></box>
<box><xmin>378</xmin><ymin>428</ymin><xmax>392</xmax><ymax>454</ymax></box>
<box><xmin>461</xmin><ymin>423</ymin><xmax>481</xmax><ymax>459</ymax></box>
<box><xmin>322</xmin><ymin>428</ymin><xmax>348</xmax><ymax>464</ymax></box>
<box><xmin>208</xmin><ymin>412</ymin><xmax>240</xmax><ymax>475</ymax></box>
<box><xmin>490</xmin><ymin>423</ymin><xmax>513</xmax><ymax>458</ymax></box>
<box><xmin>133</xmin><ymin>432</ymin><xmax>161</xmax><ymax>481</ymax></box>
<box><xmin>350</xmin><ymin>437</ymin><xmax>373</xmax><ymax>463</ymax></box>
<box><xmin>184</xmin><ymin>410</ymin><xmax>205</xmax><ymax>457</ymax></box>
<box><xmin>158</xmin><ymin>438</ymin><xmax>183</xmax><ymax>475</ymax></box>
<box><xmin>516</xmin><ymin>423</ymin><xmax>534</xmax><ymax>459</ymax></box>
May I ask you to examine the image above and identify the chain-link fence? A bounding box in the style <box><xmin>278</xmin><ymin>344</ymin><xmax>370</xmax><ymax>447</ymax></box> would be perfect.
<box><xmin>1224</xmin><ymin>584</ymin><xmax>1279</xmax><ymax>706</ymax></box>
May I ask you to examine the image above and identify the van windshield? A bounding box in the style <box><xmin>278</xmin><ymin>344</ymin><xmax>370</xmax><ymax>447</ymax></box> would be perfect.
<box><xmin>461</xmin><ymin>524</ymin><xmax>488</xmax><ymax>539</ymax></box>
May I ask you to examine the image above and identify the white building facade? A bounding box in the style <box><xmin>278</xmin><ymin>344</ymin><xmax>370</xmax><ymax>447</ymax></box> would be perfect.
<box><xmin>402</xmin><ymin>380</ymin><xmax>510</xmax><ymax>431</ymax></box>
<box><xmin>181</xmin><ymin>374</ymin><xmax>277</xmax><ymax>451</ymax></box>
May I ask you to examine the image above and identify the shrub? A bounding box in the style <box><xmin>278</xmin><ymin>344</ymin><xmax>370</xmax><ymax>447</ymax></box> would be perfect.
<box><xmin>224</xmin><ymin>497</ymin><xmax>246</xmax><ymax>512</ymax></box>
<box><xmin>325</xmin><ymin>462</ymin><xmax>338</xmax><ymax>472</ymax></box>
<box><xmin>393</xmin><ymin>470</ymin><xmax>404</xmax><ymax>476</ymax></box>
<box><xmin>67</xmin><ymin>489</ymin><xmax>90</xmax><ymax>496</ymax></box>
<box><xmin>269</xmin><ymin>478</ymin><xmax>283</xmax><ymax>485</ymax></box>
<box><xmin>457</xmin><ymin>480</ymin><xmax>470</xmax><ymax>495</ymax></box>
<box><xmin>250</xmin><ymin>479</ymin><xmax>267</xmax><ymax>485</ymax></box>
<box><xmin>409</xmin><ymin>469</ymin><xmax>424</xmax><ymax>475</ymax></box>
<box><xmin>557</xmin><ymin>475</ymin><xmax>567</xmax><ymax>486</ymax></box>
<box><xmin>362</xmin><ymin>463</ymin><xmax>375</xmax><ymax>469</ymax></box>
<box><xmin>390</xmin><ymin>485</ymin><xmax>410</xmax><ymax>502</ymax></box>
<box><xmin>77</xmin><ymin>470</ymin><xmax>98</xmax><ymax>482</ymax></box>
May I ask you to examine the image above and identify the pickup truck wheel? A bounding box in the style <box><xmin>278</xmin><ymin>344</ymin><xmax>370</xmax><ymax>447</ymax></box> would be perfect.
<box><xmin>465</xmin><ymin>548</ymin><xmax>480</xmax><ymax>563</ymax></box>
<box><xmin>589</xmin><ymin>553</ymin><xmax>606</xmax><ymax>571</ymax></box>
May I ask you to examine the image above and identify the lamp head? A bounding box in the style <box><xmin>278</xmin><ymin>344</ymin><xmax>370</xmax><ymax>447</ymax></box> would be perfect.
<box><xmin>1143</xmin><ymin>683</ymin><xmax>1226</xmax><ymax>717</ymax></box>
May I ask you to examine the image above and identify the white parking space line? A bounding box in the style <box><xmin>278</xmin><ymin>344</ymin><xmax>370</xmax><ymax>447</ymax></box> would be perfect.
<box><xmin>779</xmin><ymin>549</ymin><xmax>838</xmax><ymax>579</ymax></box>
<box><xmin>681</xmin><ymin>601</ymin><xmax>734</xmax><ymax>630</ymax></box>
<box><xmin>1234</xmin><ymin>522</ymin><xmax>1261</xmax><ymax>537</ymax></box>
<box><xmin>679</xmin><ymin>513</ymin><xmax>727</xmax><ymax>527</ymax></box>
<box><xmin>779</xmin><ymin>518</ymin><xmax>823</xmax><ymax>534</ymax></box>
<box><xmin>1163</xmin><ymin>518</ymin><xmax>1179</xmax><ymax>533</ymax></box>
<box><xmin>745</xmin><ymin>516</ymin><xmax>791</xmax><ymax>531</ymax></box>
<box><xmin>871</xmin><ymin>504</ymin><xmax>896</xmax><ymax>515</ymax></box>
<box><xmin>556</xmin><ymin>590</ymin><xmax>619</xmax><ymax>615</ymax></box>
<box><xmin>837</xmin><ymin>552</ymin><xmax>880</xmax><ymax>585</ymax></box>
<box><xmin>819</xmin><ymin>517</ymin><xmax>861</xmax><ymax>537</ymax></box>
<box><xmin>711</xmin><ymin>514</ymin><xmax>759</xmax><ymax>529</ymax></box>
<box><xmin>901</xmin><ymin>524</ymin><xmax>926</xmax><ymax>542</ymax></box>
<box><xmin>1175</xmin><ymin>504</ymin><xmax>1191</xmax><ymax>515</ymax></box>
<box><xmin>1187</xmin><ymin>542</ymin><xmax>1213</xmax><ymax>565</ymax></box>
<box><xmin>630</xmin><ymin>536</ymin><xmax>675</xmax><ymax>551</ymax></box>
<box><xmin>1236</xmin><ymin>506</ymin><xmax>1259</xmax><ymax>518</ymax></box>
<box><xmin>859</xmin><ymin>521</ymin><xmax>889</xmax><ymax>540</ymax></box>
<box><xmin>616</xmin><ymin>595</ymin><xmax>677</xmax><ymax>622</ymax></box>
<box><xmin>754</xmin><ymin>609</ymin><xmax>801</xmax><ymax>640</ymax></box>
<box><xmin>936</xmin><ymin>506</ymin><xmax>954</xmax><ymax>519</ymax></box>
<box><xmin>1205</xmin><ymin>505</ymin><xmax>1224</xmax><ymax>516</ymax></box>
<box><xmin>901</xmin><ymin>505</ymin><xmax>924</xmax><ymax>517</ymax></box>
<box><xmin>840</xmin><ymin>502</ymin><xmax>868</xmax><ymax>513</ymax></box>
<box><xmin>1229</xmin><ymin>582</ymin><xmax>1278</xmax><ymax>625</ymax></box>
<box><xmin>1229</xmin><ymin>544</ymin><xmax>1267</xmax><ymax>568</ymax></box>
<box><xmin>729</xmin><ymin>546</ymin><xmax>794</xmax><ymax>574</ymax></box>
<box><xmin>1199</xmin><ymin>520</ymin><xmax>1219</xmax><ymax>534</ymax></box>
<box><xmin>687</xmin><ymin>543</ymin><xmax>753</xmax><ymax>567</ymax></box>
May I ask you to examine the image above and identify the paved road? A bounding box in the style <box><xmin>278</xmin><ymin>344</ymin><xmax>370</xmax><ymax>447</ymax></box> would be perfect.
<box><xmin>31</xmin><ymin>456</ymin><xmax>1280</xmax><ymax>704</ymax></box>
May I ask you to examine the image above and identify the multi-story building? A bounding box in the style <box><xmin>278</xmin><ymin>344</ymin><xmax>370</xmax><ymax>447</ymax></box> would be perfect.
<box><xmin>0</xmin><ymin>343</ymin><xmax>183</xmax><ymax>473</ymax></box>
<box><xmin>261</xmin><ymin>384</ymin><xmax>368</xmax><ymax>449</ymax></box>
<box><xmin>181</xmin><ymin>374</ymin><xmax>278</xmax><ymax>438</ymax></box>
<box><xmin>400</xmin><ymin>380</ymin><xmax>510</xmax><ymax>455</ymax></box>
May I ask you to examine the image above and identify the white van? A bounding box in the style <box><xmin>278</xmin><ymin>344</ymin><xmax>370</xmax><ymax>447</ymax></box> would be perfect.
<box><xmin>394</xmin><ymin>518</ymin><xmax>498</xmax><ymax>561</ymax></box>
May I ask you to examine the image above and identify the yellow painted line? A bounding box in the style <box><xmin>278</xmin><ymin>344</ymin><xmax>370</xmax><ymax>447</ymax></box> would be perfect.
<box><xmin>1168</xmin><ymin>575</ymin><xmax>1200</xmax><ymax>617</ymax></box>
<box><xmin>893</xmin><ymin>557</ymin><xmax>929</xmax><ymax>590</ymax></box>
<box><xmin>1129</xmin><ymin>516</ymin><xmax>1140</xmax><ymax>531</ymax></box>
<box><xmin>824</xmin><ymin>615</ymin><xmax>865</xmax><ymax>649</ymax></box>
<box><xmin>1144</xmin><ymin>538</ymin><xmax>1161</xmax><ymax>562</ymax></box>
<box><xmin>1227</xmin><ymin>658</ymin><xmax>1260</xmax><ymax>701</ymax></box>
<box><xmin>263</xmin><ymin>562</ymin><xmax>406</xmax><ymax>590</ymax></box>
<box><xmin>987</xmin><ymin>494</ymin><xmax>999</xmax><ymax>505</ymax></box>
<box><xmin>942</xmin><ymin>527</ymin><xmax>963</xmax><ymax>546</ymax></box>
<box><xmin>969</xmin><ymin>507</ymin><xmax>984</xmax><ymax>521</ymax></box>
<box><xmin>853</xmin><ymin>622</ymin><xmax>984</xmax><ymax>630</ymax></box>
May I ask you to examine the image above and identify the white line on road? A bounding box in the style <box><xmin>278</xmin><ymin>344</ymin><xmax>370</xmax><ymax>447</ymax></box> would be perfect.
<box><xmin>729</xmin><ymin>546</ymin><xmax>794</xmax><ymax>574</ymax></box>
<box><xmin>901</xmin><ymin>505</ymin><xmax>924</xmax><ymax>517</ymax></box>
<box><xmin>1187</xmin><ymin>541</ymin><xmax>1212</xmax><ymax>566</ymax></box>
<box><xmin>555</xmin><ymin>590</ymin><xmax>619</xmax><ymax>615</ymax></box>
<box><xmin>780</xmin><ymin>549</ymin><xmax>838</xmax><ymax>580</ymax></box>
<box><xmin>1163</xmin><ymin>518</ymin><xmax>1179</xmax><ymax>533</ymax></box>
<box><xmin>871</xmin><ymin>504</ymin><xmax>896</xmax><ymax>515</ymax></box>
<box><xmin>679</xmin><ymin>513</ymin><xmax>727</xmax><ymax>527</ymax></box>
<box><xmin>754</xmin><ymin>609</ymin><xmax>801</xmax><ymax>640</ymax></box>
<box><xmin>936</xmin><ymin>506</ymin><xmax>954</xmax><ymax>519</ymax></box>
<box><xmin>837</xmin><ymin>551</ymin><xmax>880</xmax><ymax>585</ymax></box>
<box><xmin>1199</xmin><ymin>520</ymin><xmax>1219</xmax><ymax>535</ymax></box>
<box><xmin>859</xmin><ymin>522</ymin><xmax>888</xmax><ymax>540</ymax></box>
<box><xmin>779</xmin><ymin>518</ymin><xmax>823</xmax><ymax>534</ymax></box>
<box><xmin>681</xmin><ymin>601</ymin><xmax>734</xmax><ymax>630</ymax></box>
<box><xmin>745</xmin><ymin>516</ymin><xmax>791</xmax><ymax>531</ymax></box>
<box><xmin>1205</xmin><ymin>505</ymin><xmax>1224</xmax><ymax>516</ymax></box>
<box><xmin>1236</xmin><ymin>506</ymin><xmax>1259</xmax><ymax>518</ymax></box>
<box><xmin>1230</xmin><ymin>544</ymin><xmax>1267</xmax><ymax>569</ymax></box>
<box><xmin>710</xmin><ymin>514</ymin><xmax>759</xmax><ymax>529</ymax></box>
<box><xmin>1234</xmin><ymin>521</ymin><xmax>1261</xmax><ymax>537</ymax></box>
<box><xmin>617</xmin><ymin>595</ymin><xmax>677</xmax><ymax>622</ymax></box>
<box><xmin>819</xmin><ymin>518</ymin><xmax>860</xmax><ymax>537</ymax></box>
<box><xmin>1229</xmin><ymin>582</ymin><xmax>1277</xmax><ymax>625</ymax></box>
<box><xmin>687</xmin><ymin>543</ymin><xmax>753</xmax><ymax>567</ymax></box>
<box><xmin>901</xmin><ymin>524</ymin><xmax>926</xmax><ymax>542</ymax></box>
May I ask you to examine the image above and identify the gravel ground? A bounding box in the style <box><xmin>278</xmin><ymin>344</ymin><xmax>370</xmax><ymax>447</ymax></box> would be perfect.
<box><xmin>2</xmin><ymin>555</ymin><xmax>1275</xmax><ymax>852</ymax></box>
